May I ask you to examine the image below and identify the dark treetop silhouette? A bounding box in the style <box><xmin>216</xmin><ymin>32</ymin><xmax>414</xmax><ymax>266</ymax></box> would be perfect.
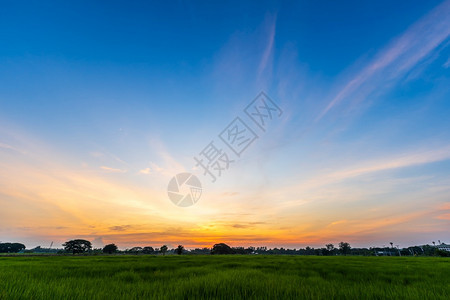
<box><xmin>63</xmin><ymin>239</ymin><xmax>92</xmax><ymax>254</ymax></box>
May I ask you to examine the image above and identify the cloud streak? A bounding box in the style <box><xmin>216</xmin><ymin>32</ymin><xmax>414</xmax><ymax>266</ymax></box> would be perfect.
<box><xmin>100</xmin><ymin>166</ymin><xmax>127</xmax><ymax>173</ymax></box>
<box><xmin>329</xmin><ymin>146</ymin><xmax>450</xmax><ymax>181</ymax></box>
<box><xmin>443</xmin><ymin>57</ymin><xmax>450</xmax><ymax>68</ymax></box>
<box><xmin>258</xmin><ymin>14</ymin><xmax>277</xmax><ymax>77</ymax></box>
<box><xmin>293</xmin><ymin>145</ymin><xmax>450</xmax><ymax>195</ymax></box>
<box><xmin>0</xmin><ymin>142</ymin><xmax>21</xmax><ymax>153</ymax></box>
<box><xmin>317</xmin><ymin>0</ymin><xmax>450</xmax><ymax>121</ymax></box>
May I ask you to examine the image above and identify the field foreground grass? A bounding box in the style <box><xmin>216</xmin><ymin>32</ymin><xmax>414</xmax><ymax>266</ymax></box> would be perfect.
<box><xmin>0</xmin><ymin>255</ymin><xmax>448</xmax><ymax>299</ymax></box>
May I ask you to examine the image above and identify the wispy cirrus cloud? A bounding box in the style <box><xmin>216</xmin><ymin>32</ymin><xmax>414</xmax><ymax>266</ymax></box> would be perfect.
<box><xmin>100</xmin><ymin>166</ymin><xmax>127</xmax><ymax>173</ymax></box>
<box><xmin>257</xmin><ymin>14</ymin><xmax>277</xmax><ymax>78</ymax></box>
<box><xmin>443</xmin><ymin>56</ymin><xmax>450</xmax><ymax>68</ymax></box>
<box><xmin>327</xmin><ymin>146</ymin><xmax>450</xmax><ymax>181</ymax></box>
<box><xmin>0</xmin><ymin>142</ymin><xmax>25</xmax><ymax>154</ymax></box>
<box><xmin>210</xmin><ymin>12</ymin><xmax>278</xmax><ymax>94</ymax></box>
<box><xmin>293</xmin><ymin>145</ymin><xmax>450</xmax><ymax>194</ymax></box>
<box><xmin>90</xmin><ymin>151</ymin><xmax>130</xmax><ymax>167</ymax></box>
<box><xmin>317</xmin><ymin>0</ymin><xmax>450</xmax><ymax>121</ymax></box>
<box><xmin>109</xmin><ymin>225</ymin><xmax>133</xmax><ymax>232</ymax></box>
<box><xmin>139</xmin><ymin>168</ymin><xmax>151</xmax><ymax>175</ymax></box>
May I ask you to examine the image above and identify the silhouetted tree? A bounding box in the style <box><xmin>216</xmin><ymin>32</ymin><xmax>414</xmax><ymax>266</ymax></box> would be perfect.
<box><xmin>142</xmin><ymin>246</ymin><xmax>154</xmax><ymax>254</ymax></box>
<box><xmin>102</xmin><ymin>244</ymin><xmax>118</xmax><ymax>254</ymax></box>
<box><xmin>0</xmin><ymin>243</ymin><xmax>26</xmax><ymax>253</ymax></box>
<box><xmin>129</xmin><ymin>247</ymin><xmax>143</xmax><ymax>254</ymax></box>
<box><xmin>232</xmin><ymin>247</ymin><xmax>247</xmax><ymax>254</ymax></box>
<box><xmin>321</xmin><ymin>244</ymin><xmax>335</xmax><ymax>256</ymax></box>
<box><xmin>190</xmin><ymin>247</ymin><xmax>210</xmax><ymax>254</ymax></box>
<box><xmin>175</xmin><ymin>245</ymin><xmax>184</xmax><ymax>255</ymax></box>
<box><xmin>304</xmin><ymin>246</ymin><xmax>314</xmax><ymax>255</ymax></box>
<box><xmin>160</xmin><ymin>245</ymin><xmax>168</xmax><ymax>255</ymax></box>
<box><xmin>211</xmin><ymin>243</ymin><xmax>234</xmax><ymax>254</ymax></box>
<box><xmin>339</xmin><ymin>242</ymin><xmax>351</xmax><ymax>255</ymax></box>
<box><xmin>246</xmin><ymin>246</ymin><xmax>255</xmax><ymax>254</ymax></box>
<box><xmin>435</xmin><ymin>249</ymin><xmax>450</xmax><ymax>257</ymax></box>
<box><xmin>63</xmin><ymin>239</ymin><xmax>92</xmax><ymax>254</ymax></box>
<box><xmin>422</xmin><ymin>245</ymin><xmax>435</xmax><ymax>256</ymax></box>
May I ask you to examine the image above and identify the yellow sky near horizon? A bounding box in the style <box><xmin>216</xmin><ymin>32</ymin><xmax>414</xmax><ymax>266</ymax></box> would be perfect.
<box><xmin>1</xmin><ymin>124</ymin><xmax>449</xmax><ymax>250</ymax></box>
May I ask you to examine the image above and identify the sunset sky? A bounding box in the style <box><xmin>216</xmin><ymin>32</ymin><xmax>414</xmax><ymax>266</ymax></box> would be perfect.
<box><xmin>1</xmin><ymin>0</ymin><xmax>449</xmax><ymax>250</ymax></box>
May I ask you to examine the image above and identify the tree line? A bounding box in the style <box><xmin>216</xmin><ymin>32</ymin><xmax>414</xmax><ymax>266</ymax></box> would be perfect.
<box><xmin>61</xmin><ymin>239</ymin><xmax>181</xmax><ymax>255</ymax></box>
<box><xmin>2</xmin><ymin>240</ymin><xmax>449</xmax><ymax>257</ymax></box>
<box><xmin>57</xmin><ymin>240</ymin><xmax>353</xmax><ymax>256</ymax></box>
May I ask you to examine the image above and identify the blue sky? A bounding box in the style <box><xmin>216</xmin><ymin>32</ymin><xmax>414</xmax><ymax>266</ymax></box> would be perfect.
<box><xmin>0</xmin><ymin>0</ymin><xmax>449</xmax><ymax>249</ymax></box>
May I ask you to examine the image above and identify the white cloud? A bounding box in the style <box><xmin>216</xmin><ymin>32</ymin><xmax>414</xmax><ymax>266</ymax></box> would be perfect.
<box><xmin>139</xmin><ymin>168</ymin><xmax>151</xmax><ymax>175</ymax></box>
<box><xmin>100</xmin><ymin>166</ymin><xmax>127</xmax><ymax>173</ymax></box>
<box><xmin>443</xmin><ymin>57</ymin><xmax>450</xmax><ymax>68</ymax></box>
<box><xmin>0</xmin><ymin>142</ymin><xmax>24</xmax><ymax>154</ymax></box>
<box><xmin>317</xmin><ymin>0</ymin><xmax>450</xmax><ymax>120</ymax></box>
<box><xmin>258</xmin><ymin>14</ymin><xmax>277</xmax><ymax>78</ymax></box>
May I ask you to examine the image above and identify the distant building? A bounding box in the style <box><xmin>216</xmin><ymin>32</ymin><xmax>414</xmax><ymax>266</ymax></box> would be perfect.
<box><xmin>436</xmin><ymin>243</ymin><xmax>450</xmax><ymax>252</ymax></box>
<box><xmin>375</xmin><ymin>250</ymin><xmax>397</xmax><ymax>256</ymax></box>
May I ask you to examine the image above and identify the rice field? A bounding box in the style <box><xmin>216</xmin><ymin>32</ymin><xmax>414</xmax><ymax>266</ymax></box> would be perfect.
<box><xmin>0</xmin><ymin>255</ymin><xmax>448</xmax><ymax>299</ymax></box>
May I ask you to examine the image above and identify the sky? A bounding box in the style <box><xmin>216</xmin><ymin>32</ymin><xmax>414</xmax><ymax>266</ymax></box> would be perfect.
<box><xmin>0</xmin><ymin>0</ymin><xmax>449</xmax><ymax>250</ymax></box>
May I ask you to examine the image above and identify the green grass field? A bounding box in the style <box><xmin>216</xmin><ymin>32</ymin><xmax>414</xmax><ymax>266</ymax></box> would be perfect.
<box><xmin>0</xmin><ymin>255</ymin><xmax>448</xmax><ymax>299</ymax></box>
